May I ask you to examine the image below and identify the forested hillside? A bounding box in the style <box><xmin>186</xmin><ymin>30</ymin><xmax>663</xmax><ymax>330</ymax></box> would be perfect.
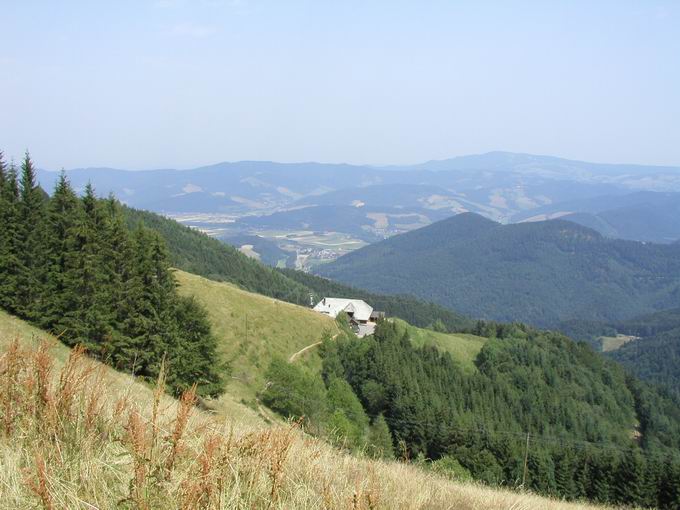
<box><xmin>262</xmin><ymin>319</ymin><xmax>680</xmax><ymax>507</ymax></box>
<box><xmin>610</xmin><ymin>328</ymin><xmax>680</xmax><ymax>397</ymax></box>
<box><xmin>0</xmin><ymin>154</ymin><xmax>223</xmax><ymax>396</ymax></box>
<box><xmin>317</xmin><ymin>213</ymin><xmax>680</xmax><ymax>328</ymax></box>
<box><xmin>556</xmin><ymin>308</ymin><xmax>680</xmax><ymax>397</ymax></box>
<box><xmin>605</xmin><ymin>308</ymin><xmax>680</xmax><ymax>396</ymax></box>
<box><xmin>121</xmin><ymin>206</ymin><xmax>477</xmax><ymax>332</ymax></box>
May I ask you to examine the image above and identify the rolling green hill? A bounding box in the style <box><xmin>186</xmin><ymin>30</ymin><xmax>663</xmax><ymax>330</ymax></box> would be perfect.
<box><xmin>316</xmin><ymin>213</ymin><xmax>680</xmax><ymax>328</ymax></box>
<box><xmin>175</xmin><ymin>269</ymin><xmax>483</xmax><ymax>394</ymax></box>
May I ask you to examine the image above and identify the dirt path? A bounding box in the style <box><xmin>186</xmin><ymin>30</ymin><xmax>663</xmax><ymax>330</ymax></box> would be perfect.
<box><xmin>288</xmin><ymin>331</ymin><xmax>340</xmax><ymax>363</ymax></box>
<box><xmin>288</xmin><ymin>341</ymin><xmax>323</xmax><ymax>362</ymax></box>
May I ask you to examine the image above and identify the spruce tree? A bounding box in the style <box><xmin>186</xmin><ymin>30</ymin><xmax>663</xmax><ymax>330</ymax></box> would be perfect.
<box><xmin>99</xmin><ymin>196</ymin><xmax>136</xmax><ymax>361</ymax></box>
<box><xmin>657</xmin><ymin>457</ymin><xmax>680</xmax><ymax>509</ymax></box>
<box><xmin>143</xmin><ymin>230</ymin><xmax>178</xmax><ymax>377</ymax></box>
<box><xmin>113</xmin><ymin>226</ymin><xmax>168</xmax><ymax>375</ymax></box>
<box><xmin>368</xmin><ymin>414</ymin><xmax>394</xmax><ymax>459</ymax></box>
<box><xmin>554</xmin><ymin>449</ymin><xmax>577</xmax><ymax>500</ymax></box>
<box><xmin>168</xmin><ymin>295</ymin><xmax>225</xmax><ymax>397</ymax></box>
<box><xmin>0</xmin><ymin>156</ymin><xmax>21</xmax><ymax>310</ymax></box>
<box><xmin>615</xmin><ymin>449</ymin><xmax>647</xmax><ymax>507</ymax></box>
<box><xmin>15</xmin><ymin>152</ymin><xmax>46</xmax><ymax>319</ymax></box>
<box><xmin>37</xmin><ymin>172</ymin><xmax>81</xmax><ymax>331</ymax></box>
<box><xmin>587</xmin><ymin>450</ymin><xmax>616</xmax><ymax>504</ymax></box>
<box><xmin>61</xmin><ymin>183</ymin><xmax>112</xmax><ymax>351</ymax></box>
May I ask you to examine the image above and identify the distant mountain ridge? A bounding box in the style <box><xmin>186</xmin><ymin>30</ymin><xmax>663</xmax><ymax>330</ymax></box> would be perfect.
<box><xmin>316</xmin><ymin>213</ymin><xmax>680</xmax><ymax>328</ymax></box>
<box><xmin>516</xmin><ymin>191</ymin><xmax>680</xmax><ymax>243</ymax></box>
<box><xmin>37</xmin><ymin>152</ymin><xmax>680</xmax><ymax>221</ymax></box>
<box><xmin>37</xmin><ymin>153</ymin><xmax>680</xmax><ymax>262</ymax></box>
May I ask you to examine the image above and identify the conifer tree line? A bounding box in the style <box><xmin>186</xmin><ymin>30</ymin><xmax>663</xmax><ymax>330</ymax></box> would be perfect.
<box><xmin>328</xmin><ymin>321</ymin><xmax>680</xmax><ymax>508</ymax></box>
<box><xmin>263</xmin><ymin>318</ymin><xmax>680</xmax><ymax>508</ymax></box>
<box><xmin>0</xmin><ymin>152</ymin><xmax>224</xmax><ymax>396</ymax></box>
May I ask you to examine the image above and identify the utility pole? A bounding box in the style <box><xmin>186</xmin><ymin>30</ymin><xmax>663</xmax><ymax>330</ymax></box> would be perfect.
<box><xmin>522</xmin><ymin>431</ymin><xmax>530</xmax><ymax>488</ymax></box>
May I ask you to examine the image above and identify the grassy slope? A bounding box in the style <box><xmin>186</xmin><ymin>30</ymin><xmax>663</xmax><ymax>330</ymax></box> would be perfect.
<box><xmin>175</xmin><ymin>270</ymin><xmax>482</xmax><ymax>399</ymax></box>
<box><xmin>392</xmin><ymin>318</ymin><xmax>487</xmax><ymax>372</ymax></box>
<box><xmin>0</xmin><ymin>308</ymin><xmax>266</xmax><ymax>429</ymax></box>
<box><xmin>0</xmin><ymin>309</ymin><xmax>605</xmax><ymax>509</ymax></box>
<box><xmin>175</xmin><ymin>270</ymin><xmax>339</xmax><ymax>402</ymax></box>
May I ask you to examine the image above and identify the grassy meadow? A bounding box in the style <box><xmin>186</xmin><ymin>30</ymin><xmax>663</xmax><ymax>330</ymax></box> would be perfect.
<box><xmin>175</xmin><ymin>270</ymin><xmax>339</xmax><ymax>403</ymax></box>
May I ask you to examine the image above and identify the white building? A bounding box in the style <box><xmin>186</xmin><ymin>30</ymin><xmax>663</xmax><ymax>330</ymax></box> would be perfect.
<box><xmin>314</xmin><ymin>298</ymin><xmax>380</xmax><ymax>318</ymax></box>
<box><xmin>313</xmin><ymin>297</ymin><xmax>383</xmax><ymax>337</ymax></box>
<box><xmin>313</xmin><ymin>298</ymin><xmax>374</xmax><ymax>323</ymax></box>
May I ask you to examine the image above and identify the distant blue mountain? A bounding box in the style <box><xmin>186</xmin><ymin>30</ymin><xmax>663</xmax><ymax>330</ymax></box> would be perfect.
<box><xmin>38</xmin><ymin>152</ymin><xmax>680</xmax><ymax>217</ymax></box>
<box><xmin>515</xmin><ymin>191</ymin><xmax>680</xmax><ymax>243</ymax></box>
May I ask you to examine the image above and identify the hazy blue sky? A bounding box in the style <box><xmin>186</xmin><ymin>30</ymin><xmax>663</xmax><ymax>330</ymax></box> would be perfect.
<box><xmin>1</xmin><ymin>0</ymin><xmax>679</xmax><ymax>169</ymax></box>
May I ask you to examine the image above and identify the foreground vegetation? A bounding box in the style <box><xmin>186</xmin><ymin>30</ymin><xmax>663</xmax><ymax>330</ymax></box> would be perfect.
<box><xmin>0</xmin><ymin>320</ymin><xmax>604</xmax><ymax>509</ymax></box>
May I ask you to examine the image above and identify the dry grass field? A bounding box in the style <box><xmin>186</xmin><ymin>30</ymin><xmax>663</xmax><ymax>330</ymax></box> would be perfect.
<box><xmin>0</xmin><ymin>309</ymin><xmax>609</xmax><ymax>510</ymax></box>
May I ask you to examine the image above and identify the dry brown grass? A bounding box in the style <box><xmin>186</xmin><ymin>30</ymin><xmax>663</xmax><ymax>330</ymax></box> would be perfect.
<box><xmin>0</xmin><ymin>335</ymin><xmax>607</xmax><ymax>510</ymax></box>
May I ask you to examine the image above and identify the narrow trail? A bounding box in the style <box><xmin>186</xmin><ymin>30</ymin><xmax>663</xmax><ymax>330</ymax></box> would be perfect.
<box><xmin>288</xmin><ymin>330</ymin><xmax>340</xmax><ymax>363</ymax></box>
